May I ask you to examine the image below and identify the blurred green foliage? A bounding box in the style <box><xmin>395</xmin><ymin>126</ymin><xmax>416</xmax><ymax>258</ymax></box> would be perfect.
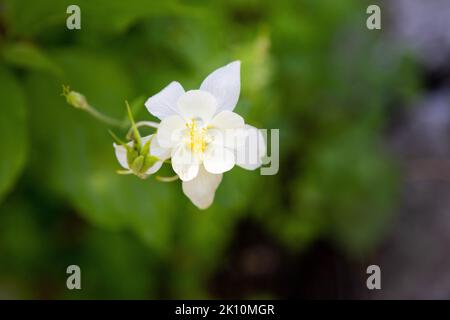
<box><xmin>0</xmin><ymin>0</ymin><xmax>418</xmax><ymax>298</ymax></box>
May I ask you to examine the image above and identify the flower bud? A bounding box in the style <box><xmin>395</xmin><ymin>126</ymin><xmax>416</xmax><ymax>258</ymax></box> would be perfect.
<box><xmin>117</xmin><ymin>138</ymin><xmax>159</xmax><ymax>179</ymax></box>
<box><xmin>113</xmin><ymin>102</ymin><xmax>162</xmax><ymax>179</ymax></box>
<box><xmin>62</xmin><ymin>85</ymin><xmax>88</xmax><ymax>110</ymax></box>
<box><xmin>130</xmin><ymin>155</ymin><xmax>144</xmax><ymax>173</ymax></box>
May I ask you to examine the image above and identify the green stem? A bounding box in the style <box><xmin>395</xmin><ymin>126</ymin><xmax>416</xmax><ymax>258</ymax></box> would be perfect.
<box><xmin>126</xmin><ymin>101</ymin><xmax>142</xmax><ymax>146</ymax></box>
<box><xmin>156</xmin><ymin>175</ymin><xmax>179</xmax><ymax>182</ymax></box>
<box><xmin>126</xmin><ymin>121</ymin><xmax>159</xmax><ymax>140</ymax></box>
<box><xmin>84</xmin><ymin>104</ymin><xmax>126</xmax><ymax>128</ymax></box>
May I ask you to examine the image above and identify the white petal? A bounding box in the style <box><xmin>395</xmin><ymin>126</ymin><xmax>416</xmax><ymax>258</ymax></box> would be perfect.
<box><xmin>145</xmin><ymin>160</ymin><xmax>164</xmax><ymax>175</ymax></box>
<box><xmin>177</xmin><ymin>90</ymin><xmax>217</xmax><ymax>122</ymax></box>
<box><xmin>210</xmin><ymin>110</ymin><xmax>245</xmax><ymax>129</ymax></box>
<box><xmin>171</xmin><ymin>144</ymin><xmax>200</xmax><ymax>181</ymax></box>
<box><xmin>145</xmin><ymin>81</ymin><xmax>185</xmax><ymax>120</ymax></box>
<box><xmin>182</xmin><ymin>165</ymin><xmax>222</xmax><ymax>209</ymax></box>
<box><xmin>132</xmin><ymin>135</ymin><xmax>171</xmax><ymax>160</ymax></box>
<box><xmin>113</xmin><ymin>143</ymin><xmax>129</xmax><ymax>169</ymax></box>
<box><xmin>142</xmin><ymin>135</ymin><xmax>170</xmax><ymax>175</ymax></box>
<box><xmin>203</xmin><ymin>144</ymin><xmax>235</xmax><ymax>174</ymax></box>
<box><xmin>200</xmin><ymin>61</ymin><xmax>241</xmax><ymax>113</ymax></box>
<box><xmin>207</xmin><ymin>128</ymin><xmax>243</xmax><ymax>151</ymax></box>
<box><xmin>149</xmin><ymin>134</ymin><xmax>171</xmax><ymax>160</ymax></box>
<box><xmin>236</xmin><ymin>125</ymin><xmax>266</xmax><ymax>170</ymax></box>
<box><xmin>157</xmin><ymin>114</ymin><xmax>185</xmax><ymax>148</ymax></box>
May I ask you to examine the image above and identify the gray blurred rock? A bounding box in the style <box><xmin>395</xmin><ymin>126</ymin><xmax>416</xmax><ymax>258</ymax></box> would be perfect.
<box><xmin>388</xmin><ymin>0</ymin><xmax>450</xmax><ymax>70</ymax></box>
<box><xmin>369</xmin><ymin>88</ymin><xmax>450</xmax><ymax>299</ymax></box>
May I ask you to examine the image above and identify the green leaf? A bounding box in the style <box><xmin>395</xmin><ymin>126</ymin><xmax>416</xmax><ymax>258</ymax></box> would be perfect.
<box><xmin>0</xmin><ymin>65</ymin><xmax>28</xmax><ymax>203</ymax></box>
<box><xmin>4</xmin><ymin>0</ymin><xmax>200</xmax><ymax>38</ymax></box>
<box><xmin>2</xmin><ymin>42</ymin><xmax>62</xmax><ymax>76</ymax></box>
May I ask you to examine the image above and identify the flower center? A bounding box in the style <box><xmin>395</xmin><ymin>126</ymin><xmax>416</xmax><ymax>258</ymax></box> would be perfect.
<box><xmin>185</xmin><ymin>119</ymin><xmax>209</xmax><ymax>154</ymax></box>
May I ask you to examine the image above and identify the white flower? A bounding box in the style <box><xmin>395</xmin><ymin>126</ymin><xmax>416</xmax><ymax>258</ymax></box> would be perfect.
<box><xmin>145</xmin><ymin>61</ymin><xmax>265</xmax><ymax>209</ymax></box>
<box><xmin>114</xmin><ymin>134</ymin><xmax>170</xmax><ymax>179</ymax></box>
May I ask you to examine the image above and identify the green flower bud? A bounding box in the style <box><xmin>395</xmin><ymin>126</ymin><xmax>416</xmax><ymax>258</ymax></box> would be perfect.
<box><xmin>126</xmin><ymin>144</ymin><xmax>139</xmax><ymax>167</ymax></box>
<box><xmin>62</xmin><ymin>85</ymin><xmax>88</xmax><ymax>110</ymax></box>
<box><xmin>127</xmin><ymin>138</ymin><xmax>160</xmax><ymax>178</ymax></box>
<box><xmin>140</xmin><ymin>155</ymin><xmax>159</xmax><ymax>174</ymax></box>
<box><xmin>112</xmin><ymin>103</ymin><xmax>163</xmax><ymax>179</ymax></box>
<box><xmin>130</xmin><ymin>155</ymin><xmax>144</xmax><ymax>173</ymax></box>
<box><xmin>112</xmin><ymin>133</ymin><xmax>161</xmax><ymax>179</ymax></box>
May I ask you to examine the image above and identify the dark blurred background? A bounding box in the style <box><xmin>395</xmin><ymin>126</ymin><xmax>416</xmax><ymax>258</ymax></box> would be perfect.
<box><xmin>0</xmin><ymin>0</ymin><xmax>448</xmax><ymax>299</ymax></box>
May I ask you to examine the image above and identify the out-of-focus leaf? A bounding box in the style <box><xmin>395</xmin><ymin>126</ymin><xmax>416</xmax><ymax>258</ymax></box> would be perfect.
<box><xmin>0</xmin><ymin>66</ymin><xmax>27</xmax><ymax>203</ymax></box>
<box><xmin>3</xmin><ymin>0</ymin><xmax>203</xmax><ymax>38</ymax></box>
<box><xmin>168</xmin><ymin>191</ymin><xmax>249</xmax><ymax>298</ymax></box>
<box><xmin>79</xmin><ymin>0</ymin><xmax>204</xmax><ymax>36</ymax></box>
<box><xmin>0</xmin><ymin>198</ymin><xmax>47</xmax><ymax>276</ymax></box>
<box><xmin>274</xmin><ymin>125</ymin><xmax>398</xmax><ymax>255</ymax></box>
<box><xmin>0</xmin><ymin>193</ymin><xmax>162</xmax><ymax>299</ymax></box>
<box><xmin>68</xmin><ymin>229</ymin><xmax>160</xmax><ymax>299</ymax></box>
<box><xmin>2</xmin><ymin>42</ymin><xmax>62</xmax><ymax>76</ymax></box>
<box><xmin>3</xmin><ymin>0</ymin><xmax>68</xmax><ymax>37</ymax></box>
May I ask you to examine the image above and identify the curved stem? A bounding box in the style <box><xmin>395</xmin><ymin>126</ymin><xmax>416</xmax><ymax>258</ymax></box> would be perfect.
<box><xmin>84</xmin><ymin>105</ymin><xmax>125</xmax><ymax>128</ymax></box>
<box><xmin>156</xmin><ymin>175</ymin><xmax>179</xmax><ymax>182</ymax></box>
<box><xmin>126</xmin><ymin>121</ymin><xmax>159</xmax><ymax>140</ymax></box>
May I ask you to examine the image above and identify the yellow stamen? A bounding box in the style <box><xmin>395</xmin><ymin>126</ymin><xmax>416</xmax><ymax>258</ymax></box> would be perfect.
<box><xmin>186</xmin><ymin>119</ymin><xmax>207</xmax><ymax>153</ymax></box>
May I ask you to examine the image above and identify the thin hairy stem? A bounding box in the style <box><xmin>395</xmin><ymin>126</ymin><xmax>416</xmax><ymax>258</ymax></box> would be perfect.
<box><xmin>126</xmin><ymin>121</ymin><xmax>159</xmax><ymax>140</ymax></box>
<box><xmin>156</xmin><ymin>175</ymin><xmax>179</xmax><ymax>182</ymax></box>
